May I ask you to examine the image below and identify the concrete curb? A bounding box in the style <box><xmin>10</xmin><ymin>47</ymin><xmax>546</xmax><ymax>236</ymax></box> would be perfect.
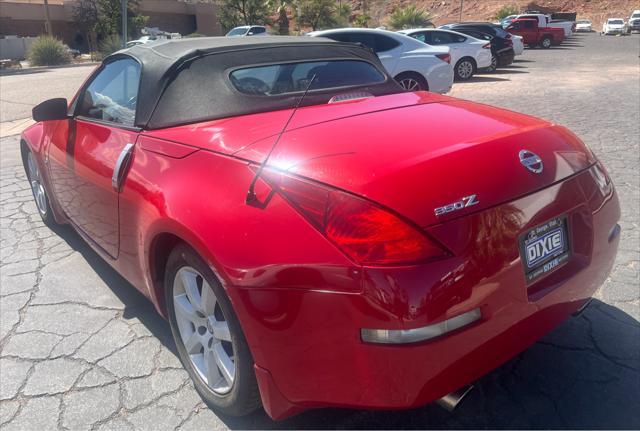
<box><xmin>0</xmin><ymin>62</ymin><xmax>99</xmax><ymax>76</ymax></box>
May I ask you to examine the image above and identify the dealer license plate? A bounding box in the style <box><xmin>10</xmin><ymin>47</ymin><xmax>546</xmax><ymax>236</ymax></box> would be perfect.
<box><xmin>519</xmin><ymin>217</ymin><xmax>570</xmax><ymax>284</ymax></box>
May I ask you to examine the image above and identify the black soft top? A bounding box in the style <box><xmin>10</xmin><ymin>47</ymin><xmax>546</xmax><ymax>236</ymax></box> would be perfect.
<box><xmin>104</xmin><ymin>36</ymin><xmax>401</xmax><ymax>129</ymax></box>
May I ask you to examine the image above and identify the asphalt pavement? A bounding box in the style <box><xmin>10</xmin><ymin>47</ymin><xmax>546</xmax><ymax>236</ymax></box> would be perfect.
<box><xmin>0</xmin><ymin>32</ymin><xmax>638</xmax><ymax>430</ymax></box>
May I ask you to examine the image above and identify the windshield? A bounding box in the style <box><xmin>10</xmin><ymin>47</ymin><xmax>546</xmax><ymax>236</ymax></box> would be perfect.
<box><xmin>608</xmin><ymin>20</ymin><xmax>624</xmax><ymax>25</ymax></box>
<box><xmin>632</xmin><ymin>13</ymin><xmax>640</xmax><ymax>18</ymax></box>
<box><xmin>226</xmin><ymin>27</ymin><xmax>249</xmax><ymax>36</ymax></box>
<box><xmin>577</xmin><ymin>20</ymin><xmax>591</xmax><ymax>24</ymax></box>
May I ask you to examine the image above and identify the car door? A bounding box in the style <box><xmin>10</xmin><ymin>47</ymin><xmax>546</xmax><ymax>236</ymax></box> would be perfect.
<box><xmin>430</xmin><ymin>31</ymin><xmax>462</xmax><ymax>62</ymax></box>
<box><xmin>47</xmin><ymin>57</ymin><xmax>140</xmax><ymax>258</ymax></box>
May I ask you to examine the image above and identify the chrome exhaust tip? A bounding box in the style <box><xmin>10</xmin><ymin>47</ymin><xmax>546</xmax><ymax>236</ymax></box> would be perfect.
<box><xmin>435</xmin><ymin>384</ymin><xmax>474</xmax><ymax>412</ymax></box>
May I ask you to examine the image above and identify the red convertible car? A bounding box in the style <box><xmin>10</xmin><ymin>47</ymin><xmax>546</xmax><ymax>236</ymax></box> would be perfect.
<box><xmin>22</xmin><ymin>37</ymin><xmax>620</xmax><ymax>419</ymax></box>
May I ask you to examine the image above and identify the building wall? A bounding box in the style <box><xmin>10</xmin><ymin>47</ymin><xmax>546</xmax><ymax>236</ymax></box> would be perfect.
<box><xmin>0</xmin><ymin>0</ymin><xmax>222</xmax><ymax>46</ymax></box>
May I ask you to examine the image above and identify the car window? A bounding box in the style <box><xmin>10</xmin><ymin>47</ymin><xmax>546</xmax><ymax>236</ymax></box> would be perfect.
<box><xmin>373</xmin><ymin>34</ymin><xmax>401</xmax><ymax>52</ymax></box>
<box><xmin>251</xmin><ymin>27</ymin><xmax>266</xmax><ymax>34</ymax></box>
<box><xmin>433</xmin><ymin>31</ymin><xmax>465</xmax><ymax>44</ymax></box>
<box><xmin>523</xmin><ymin>20</ymin><xmax>535</xmax><ymax>29</ymax></box>
<box><xmin>226</xmin><ymin>27</ymin><xmax>249</xmax><ymax>36</ymax></box>
<box><xmin>76</xmin><ymin>58</ymin><xmax>140</xmax><ymax>126</ymax></box>
<box><xmin>408</xmin><ymin>32</ymin><xmax>427</xmax><ymax>43</ymax></box>
<box><xmin>509</xmin><ymin>22</ymin><xmax>521</xmax><ymax>30</ymax></box>
<box><xmin>229</xmin><ymin>60</ymin><xmax>386</xmax><ymax>96</ymax></box>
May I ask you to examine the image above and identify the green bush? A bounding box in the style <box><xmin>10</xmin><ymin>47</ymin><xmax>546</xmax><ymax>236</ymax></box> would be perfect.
<box><xmin>388</xmin><ymin>5</ymin><xmax>433</xmax><ymax>30</ymax></box>
<box><xmin>185</xmin><ymin>32</ymin><xmax>205</xmax><ymax>38</ymax></box>
<box><xmin>494</xmin><ymin>5</ymin><xmax>519</xmax><ymax>21</ymax></box>
<box><xmin>27</xmin><ymin>36</ymin><xmax>71</xmax><ymax>66</ymax></box>
<box><xmin>98</xmin><ymin>34</ymin><xmax>123</xmax><ymax>59</ymax></box>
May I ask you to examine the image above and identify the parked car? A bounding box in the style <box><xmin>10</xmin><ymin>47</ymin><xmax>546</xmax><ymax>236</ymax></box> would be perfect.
<box><xmin>439</xmin><ymin>23</ymin><xmax>515</xmax><ymax>71</ymax></box>
<box><xmin>602</xmin><ymin>18</ymin><xmax>628</xmax><ymax>35</ymax></box>
<box><xmin>627</xmin><ymin>11</ymin><xmax>640</xmax><ymax>33</ymax></box>
<box><xmin>23</xmin><ymin>35</ymin><xmax>620</xmax><ymax>421</ymax></box>
<box><xmin>398</xmin><ymin>28</ymin><xmax>492</xmax><ymax>80</ymax></box>
<box><xmin>506</xmin><ymin>18</ymin><xmax>565</xmax><ymax>48</ymax></box>
<box><xmin>575</xmin><ymin>19</ymin><xmax>593</xmax><ymax>32</ymax></box>
<box><xmin>226</xmin><ymin>25</ymin><xmax>267</xmax><ymax>37</ymax></box>
<box><xmin>308</xmin><ymin>28</ymin><xmax>453</xmax><ymax>93</ymax></box>
<box><xmin>517</xmin><ymin>14</ymin><xmax>574</xmax><ymax>37</ymax></box>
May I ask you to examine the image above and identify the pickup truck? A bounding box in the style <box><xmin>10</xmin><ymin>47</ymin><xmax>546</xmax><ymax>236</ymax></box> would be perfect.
<box><xmin>517</xmin><ymin>14</ymin><xmax>574</xmax><ymax>37</ymax></box>
<box><xmin>506</xmin><ymin>18</ymin><xmax>565</xmax><ymax>48</ymax></box>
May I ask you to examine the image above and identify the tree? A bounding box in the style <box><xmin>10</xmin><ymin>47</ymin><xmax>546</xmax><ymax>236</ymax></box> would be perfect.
<box><xmin>299</xmin><ymin>0</ymin><xmax>337</xmax><ymax>31</ymax></box>
<box><xmin>335</xmin><ymin>1</ymin><xmax>351</xmax><ymax>27</ymax></box>
<box><xmin>72</xmin><ymin>0</ymin><xmax>99</xmax><ymax>51</ymax></box>
<box><xmin>217</xmin><ymin>0</ymin><xmax>273</xmax><ymax>31</ymax></box>
<box><xmin>352</xmin><ymin>13</ymin><xmax>371</xmax><ymax>28</ymax></box>
<box><xmin>94</xmin><ymin>0</ymin><xmax>147</xmax><ymax>40</ymax></box>
<box><xmin>494</xmin><ymin>5</ymin><xmax>520</xmax><ymax>21</ymax></box>
<box><xmin>267</xmin><ymin>0</ymin><xmax>296</xmax><ymax>35</ymax></box>
<box><xmin>388</xmin><ymin>5</ymin><xmax>433</xmax><ymax>30</ymax></box>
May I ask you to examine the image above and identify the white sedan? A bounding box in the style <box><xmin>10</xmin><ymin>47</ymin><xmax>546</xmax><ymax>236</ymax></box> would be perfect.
<box><xmin>308</xmin><ymin>28</ymin><xmax>454</xmax><ymax>94</ymax></box>
<box><xmin>576</xmin><ymin>19</ymin><xmax>593</xmax><ymax>32</ymax></box>
<box><xmin>511</xmin><ymin>34</ymin><xmax>524</xmax><ymax>55</ymax></box>
<box><xmin>398</xmin><ymin>28</ymin><xmax>492</xmax><ymax>80</ymax></box>
<box><xmin>602</xmin><ymin>18</ymin><xmax>627</xmax><ymax>35</ymax></box>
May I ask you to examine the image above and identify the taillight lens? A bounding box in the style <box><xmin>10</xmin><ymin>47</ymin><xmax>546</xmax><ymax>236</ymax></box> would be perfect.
<box><xmin>436</xmin><ymin>53</ymin><xmax>451</xmax><ymax>64</ymax></box>
<box><xmin>260</xmin><ymin>169</ymin><xmax>448</xmax><ymax>266</ymax></box>
<box><xmin>482</xmin><ymin>43</ymin><xmax>492</xmax><ymax>49</ymax></box>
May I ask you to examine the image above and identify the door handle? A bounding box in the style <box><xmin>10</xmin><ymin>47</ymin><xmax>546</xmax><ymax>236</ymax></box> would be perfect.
<box><xmin>112</xmin><ymin>143</ymin><xmax>134</xmax><ymax>191</ymax></box>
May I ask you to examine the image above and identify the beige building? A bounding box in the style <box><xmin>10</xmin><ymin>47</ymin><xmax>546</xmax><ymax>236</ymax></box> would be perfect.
<box><xmin>0</xmin><ymin>0</ymin><xmax>223</xmax><ymax>45</ymax></box>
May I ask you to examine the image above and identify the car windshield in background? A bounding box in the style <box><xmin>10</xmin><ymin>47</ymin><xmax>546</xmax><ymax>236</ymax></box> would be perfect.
<box><xmin>608</xmin><ymin>20</ymin><xmax>624</xmax><ymax>24</ymax></box>
<box><xmin>577</xmin><ymin>20</ymin><xmax>591</xmax><ymax>24</ymax></box>
<box><xmin>229</xmin><ymin>60</ymin><xmax>386</xmax><ymax>96</ymax></box>
<box><xmin>226</xmin><ymin>27</ymin><xmax>249</xmax><ymax>36</ymax></box>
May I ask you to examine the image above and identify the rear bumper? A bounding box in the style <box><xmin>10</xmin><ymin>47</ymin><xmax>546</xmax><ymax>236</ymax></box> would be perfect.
<box><xmin>229</xmin><ymin>167</ymin><xmax>620</xmax><ymax>420</ymax></box>
<box><xmin>496</xmin><ymin>49</ymin><xmax>515</xmax><ymax>66</ymax></box>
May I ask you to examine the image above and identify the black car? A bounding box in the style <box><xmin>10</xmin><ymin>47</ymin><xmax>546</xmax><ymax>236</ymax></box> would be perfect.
<box><xmin>439</xmin><ymin>22</ymin><xmax>515</xmax><ymax>71</ymax></box>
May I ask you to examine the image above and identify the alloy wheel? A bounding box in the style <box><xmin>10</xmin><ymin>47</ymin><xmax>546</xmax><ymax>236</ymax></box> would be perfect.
<box><xmin>457</xmin><ymin>61</ymin><xmax>474</xmax><ymax>79</ymax></box>
<box><xmin>27</xmin><ymin>152</ymin><xmax>47</xmax><ymax>217</ymax></box>
<box><xmin>542</xmin><ymin>38</ymin><xmax>552</xmax><ymax>48</ymax></box>
<box><xmin>173</xmin><ymin>266</ymin><xmax>235</xmax><ymax>394</ymax></box>
<box><xmin>398</xmin><ymin>77</ymin><xmax>421</xmax><ymax>91</ymax></box>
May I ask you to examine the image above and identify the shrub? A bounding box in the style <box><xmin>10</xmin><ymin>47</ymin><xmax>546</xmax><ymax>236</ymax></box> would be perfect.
<box><xmin>98</xmin><ymin>34</ymin><xmax>123</xmax><ymax>59</ymax></box>
<box><xmin>388</xmin><ymin>5</ymin><xmax>433</xmax><ymax>30</ymax></box>
<box><xmin>494</xmin><ymin>5</ymin><xmax>520</xmax><ymax>21</ymax></box>
<box><xmin>27</xmin><ymin>36</ymin><xmax>71</xmax><ymax>66</ymax></box>
<box><xmin>185</xmin><ymin>32</ymin><xmax>205</xmax><ymax>38</ymax></box>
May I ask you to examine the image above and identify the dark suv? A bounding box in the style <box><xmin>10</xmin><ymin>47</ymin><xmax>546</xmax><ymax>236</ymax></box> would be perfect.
<box><xmin>439</xmin><ymin>22</ymin><xmax>515</xmax><ymax>71</ymax></box>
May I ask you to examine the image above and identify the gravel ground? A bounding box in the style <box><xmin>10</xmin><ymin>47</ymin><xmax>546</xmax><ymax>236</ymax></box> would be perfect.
<box><xmin>0</xmin><ymin>32</ymin><xmax>638</xmax><ymax>430</ymax></box>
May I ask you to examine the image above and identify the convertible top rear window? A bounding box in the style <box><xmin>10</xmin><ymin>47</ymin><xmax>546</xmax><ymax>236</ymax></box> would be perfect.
<box><xmin>229</xmin><ymin>60</ymin><xmax>386</xmax><ymax>96</ymax></box>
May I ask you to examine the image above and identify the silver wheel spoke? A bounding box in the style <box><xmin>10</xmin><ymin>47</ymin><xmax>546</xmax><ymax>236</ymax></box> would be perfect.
<box><xmin>213</xmin><ymin>343</ymin><xmax>235</xmax><ymax>385</ymax></box>
<box><xmin>204</xmin><ymin>348</ymin><xmax>222</xmax><ymax>387</ymax></box>
<box><xmin>174</xmin><ymin>294</ymin><xmax>199</xmax><ymax>324</ymax></box>
<box><xmin>210</xmin><ymin>318</ymin><xmax>231</xmax><ymax>342</ymax></box>
<box><xmin>183</xmin><ymin>331</ymin><xmax>202</xmax><ymax>354</ymax></box>
<box><xmin>201</xmin><ymin>280</ymin><xmax>216</xmax><ymax>314</ymax></box>
<box><xmin>180</xmin><ymin>269</ymin><xmax>203</xmax><ymax>312</ymax></box>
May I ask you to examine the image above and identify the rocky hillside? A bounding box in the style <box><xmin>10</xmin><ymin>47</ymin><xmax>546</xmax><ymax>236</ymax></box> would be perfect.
<box><xmin>351</xmin><ymin>1</ymin><xmax>639</xmax><ymax>29</ymax></box>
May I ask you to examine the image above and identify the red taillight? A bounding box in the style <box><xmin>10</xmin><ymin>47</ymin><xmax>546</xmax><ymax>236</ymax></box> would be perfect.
<box><xmin>260</xmin><ymin>169</ymin><xmax>448</xmax><ymax>266</ymax></box>
<box><xmin>482</xmin><ymin>43</ymin><xmax>492</xmax><ymax>49</ymax></box>
<box><xmin>436</xmin><ymin>53</ymin><xmax>451</xmax><ymax>64</ymax></box>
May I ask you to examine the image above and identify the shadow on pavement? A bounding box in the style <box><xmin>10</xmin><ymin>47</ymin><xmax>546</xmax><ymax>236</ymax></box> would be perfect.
<box><xmin>50</xmin><ymin>224</ymin><xmax>639</xmax><ymax>429</ymax></box>
<box><xmin>458</xmin><ymin>76</ymin><xmax>510</xmax><ymax>83</ymax></box>
<box><xmin>49</xmin><ymin>223</ymin><xmax>178</xmax><ymax>355</ymax></box>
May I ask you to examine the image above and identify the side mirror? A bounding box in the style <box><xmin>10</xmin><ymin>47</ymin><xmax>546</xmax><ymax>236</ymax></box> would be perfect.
<box><xmin>32</xmin><ymin>98</ymin><xmax>68</xmax><ymax>122</ymax></box>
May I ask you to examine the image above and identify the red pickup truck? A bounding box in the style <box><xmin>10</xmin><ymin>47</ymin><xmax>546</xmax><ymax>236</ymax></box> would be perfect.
<box><xmin>506</xmin><ymin>18</ymin><xmax>565</xmax><ymax>48</ymax></box>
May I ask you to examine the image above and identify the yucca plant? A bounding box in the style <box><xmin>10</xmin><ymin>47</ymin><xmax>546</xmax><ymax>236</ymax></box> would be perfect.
<box><xmin>388</xmin><ymin>5</ymin><xmax>433</xmax><ymax>30</ymax></box>
<box><xmin>98</xmin><ymin>34</ymin><xmax>123</xmax><ymax>60</ymax></box>
<box><xmin>27</xmin><ymin>36</ymin><xmax>71</xmax><ymax>66</ymax></box>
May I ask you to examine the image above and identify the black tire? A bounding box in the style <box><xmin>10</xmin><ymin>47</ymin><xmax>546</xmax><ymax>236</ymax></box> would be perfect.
<box><xmin>539</xmin><ymin>36</ymin><xmax>552</xmax><ymax>49</ymax></box>
<box><xmin>454</xmin><ymin>57</ymin><xmax>476</xmax><ymax>81</ymax></box>
<box><xmin>394</xmin><ymin>72</ymin><xmax>428</xmax><ymax>92</ymax></box>
<box><xmin>165</xmin><ymin>244</ymin><xmax>261</xmax><ymax>417</ymax></box>
<box><xmin>20</xmin><ymin>142</ymin><xmax>57</xmax><ymax>227</ymax></box>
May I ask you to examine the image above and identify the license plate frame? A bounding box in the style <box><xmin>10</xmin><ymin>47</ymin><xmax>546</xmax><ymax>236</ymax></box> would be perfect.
<box><xmin>519</xmin><ymin>216</ymin><xmax>571</xmax><ymax>285</ymax></box>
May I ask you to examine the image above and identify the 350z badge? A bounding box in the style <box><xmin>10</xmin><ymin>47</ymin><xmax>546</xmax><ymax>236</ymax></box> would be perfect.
<box><xmin>434</xmin><ymin>195</ymin><xmax>479</xmax><ymax>216</ymax></box>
